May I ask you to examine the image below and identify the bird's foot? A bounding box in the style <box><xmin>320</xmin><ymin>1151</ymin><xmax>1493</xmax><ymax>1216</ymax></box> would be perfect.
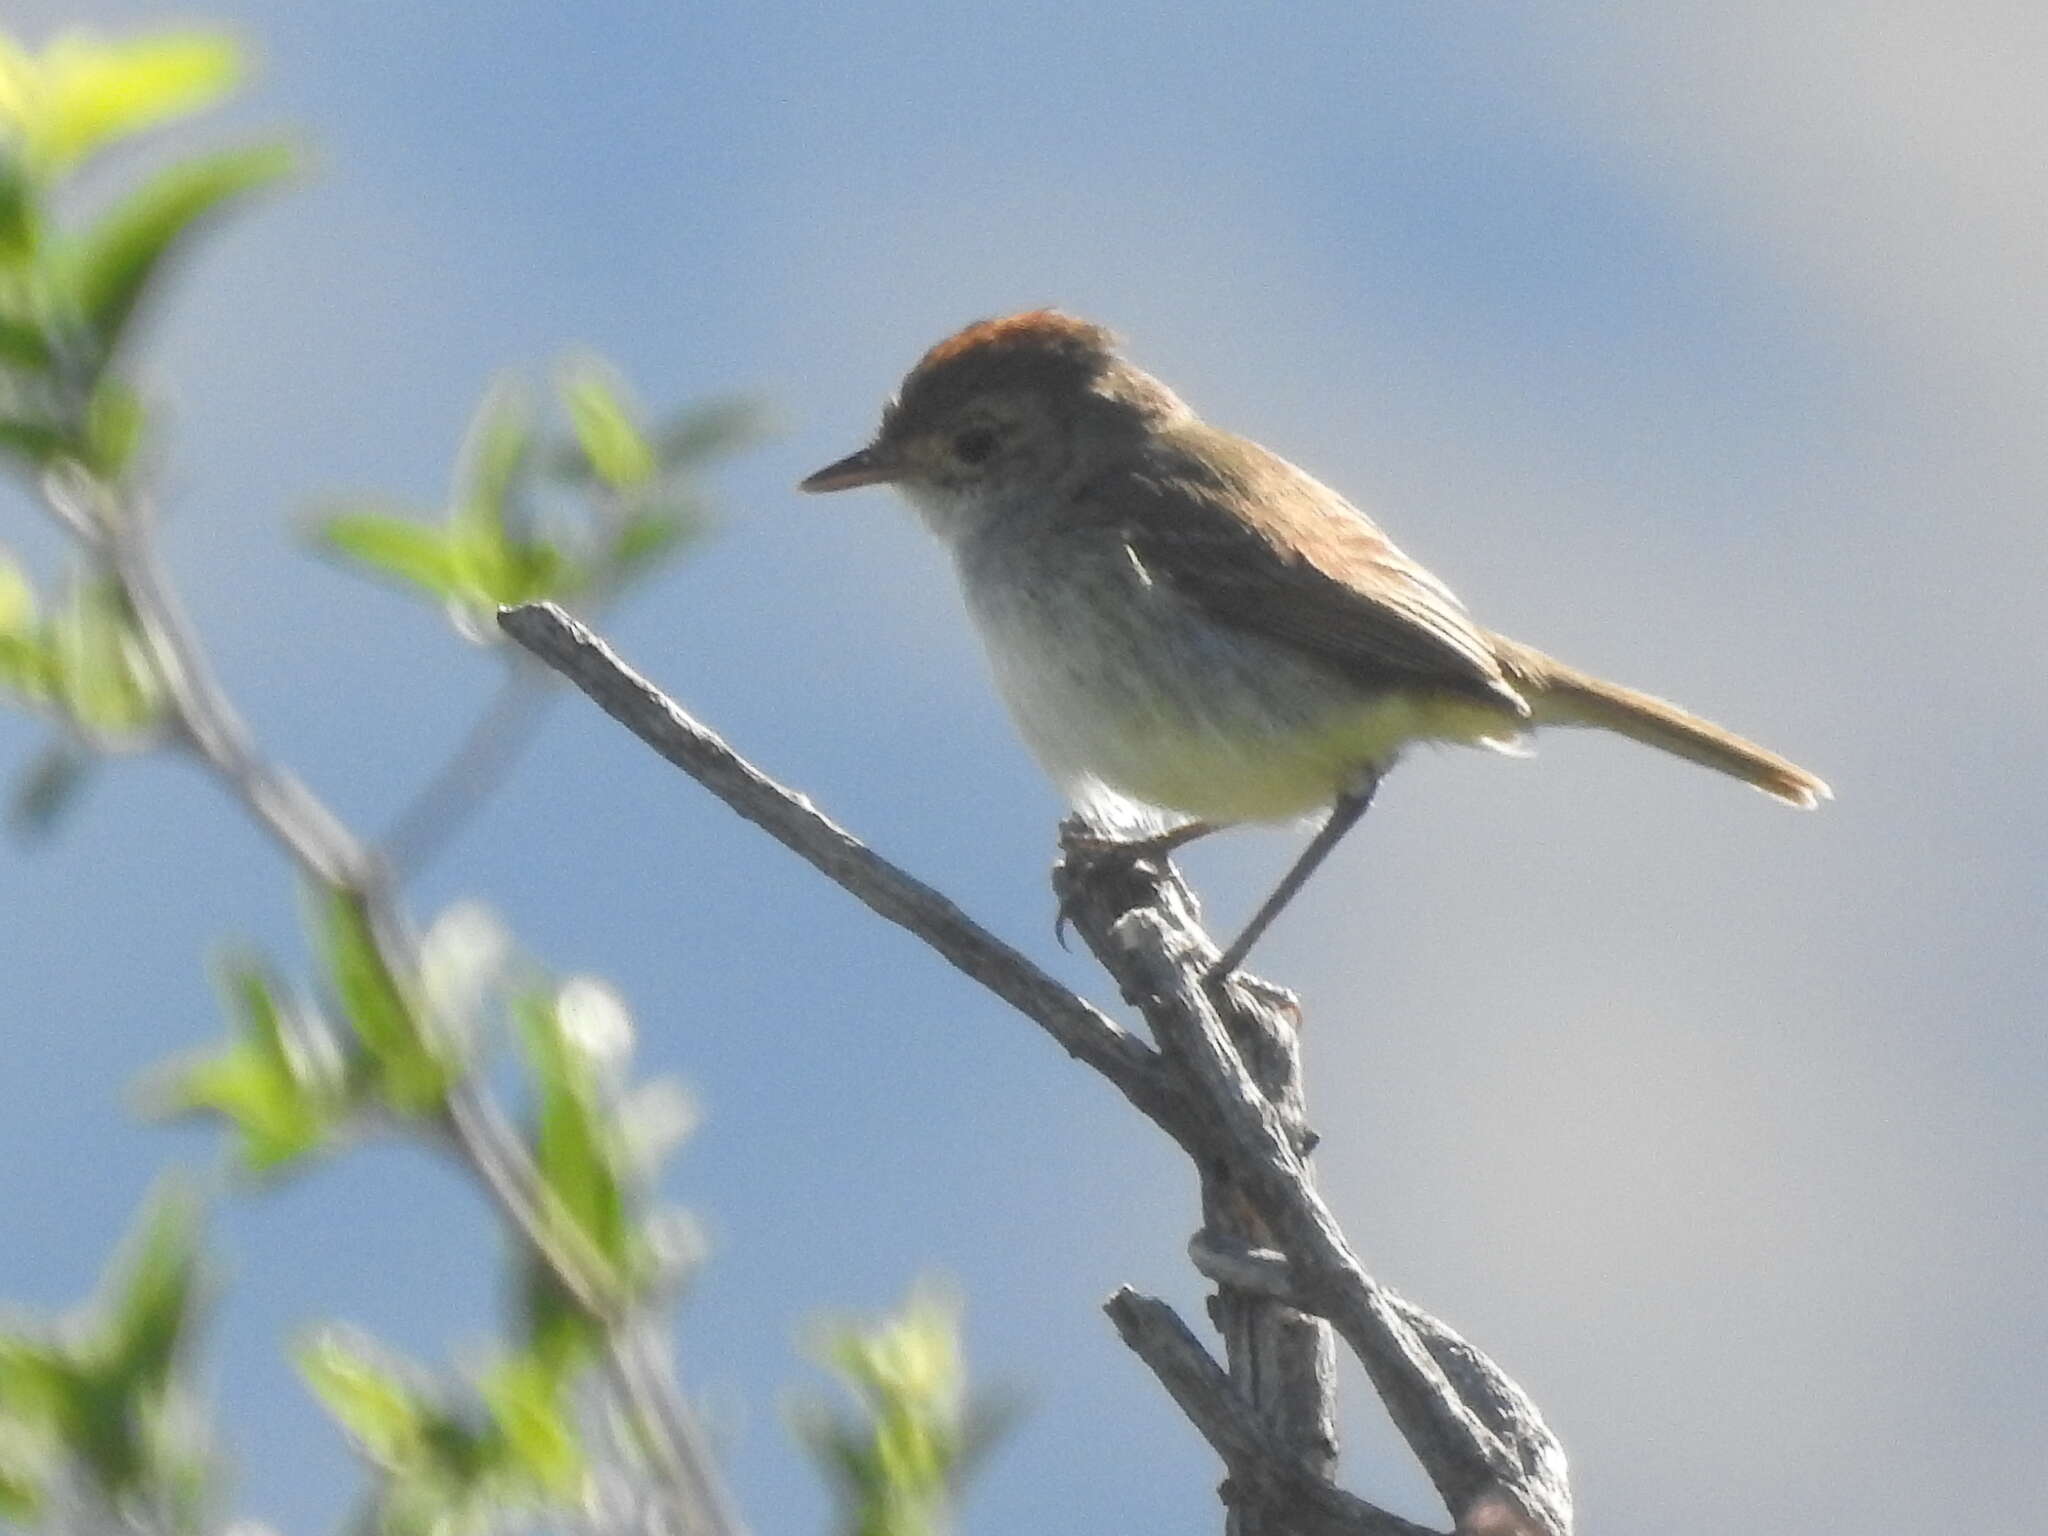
<box><xmin>1053</xmin><ymin>816</ymin><xmax>1214</xmax><ymax>950</ymax></box>
<box><xmin>1057</xmin><ymin>815</ymin><xmax>1213</xmax><ymax>865</ymax></box>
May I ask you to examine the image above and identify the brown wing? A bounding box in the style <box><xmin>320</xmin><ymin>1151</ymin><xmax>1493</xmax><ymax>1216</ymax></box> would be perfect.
<box><xmin>1075</xmin><ymin>423</ymin><xmax>1528</xmax><ymax>714</ymax></box>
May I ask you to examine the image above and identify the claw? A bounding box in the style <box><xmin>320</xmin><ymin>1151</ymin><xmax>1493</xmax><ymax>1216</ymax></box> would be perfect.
<box><xmin>1054</xmin><ymin>818</ymin><xmax>1215</xmax><ymax>954</ymax></box>
<box><xmin>1062</xmin><ymin>819</ymin><xmax>1217</xmax><ymax>867</ymax></box>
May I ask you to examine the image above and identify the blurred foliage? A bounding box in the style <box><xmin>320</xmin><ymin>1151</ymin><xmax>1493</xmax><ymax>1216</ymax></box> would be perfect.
<box><xmin>0</xmin><ymin>550</ymin><xmax>165</xmax><ymax>748</ymax></box>
<box><xmin>316</xmin><ymin>364</ymin><xmax>760</xmax><ymax>641</ymax></box>
<box><xmin>148</xmin><ymin>892</ymin><xmax>725</xmax><ymax>1531</ymax></box>
<box><xmin>0</xmin><ymin>29</ymin><xmax>292</xmax><ymax>475</ymax></box>
<box><xmin>793</xmin><ymin>1286</ymin><xmax>1017</xmax><ymax>1536</ymax></box>
<box><xmin>0</xmin><ymin>1182</ymin><xmax>218</xmax><ymax>1534</ymax></box>
<box><xmin>0</xmin><ymin>31</ymin><xmax>241</xmax><ymax>176</ymax></box>
<box><xmin>295</xmin><ymin>1330</ymin><xmax>584</xmax><ymax>1536</ymax></box>
<box><xmin>0</xmin><ymin>23</ymin><xmax>285</xmax><ymax>838</ymax></box>
<box><xmin>270</xmin><ymin>931</ymin><xmax>710</xmax><ymax>1536</ymax></box>
<box><xmin>162</xmin><ymin>954</ymin><xmax>349</xmax><ymax>1172</ymax></box>
<box><xmin>0</xmin><ymin>19</ymin><xmax>1012</xmax><ymax>1536</ymax></box>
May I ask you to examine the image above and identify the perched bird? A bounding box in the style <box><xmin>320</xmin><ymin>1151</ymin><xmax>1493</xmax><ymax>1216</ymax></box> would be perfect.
<box><xmin>803</xmin><ymin>311</ymin><xmax>1827</xmax><ymax>973</ymax></box>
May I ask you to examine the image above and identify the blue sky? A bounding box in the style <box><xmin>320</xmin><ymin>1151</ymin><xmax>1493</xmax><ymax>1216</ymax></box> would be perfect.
<box><xmin>3</xmin><ymin>3</ymin><xmax>2044</xmax><ymax>1533</ymax></box>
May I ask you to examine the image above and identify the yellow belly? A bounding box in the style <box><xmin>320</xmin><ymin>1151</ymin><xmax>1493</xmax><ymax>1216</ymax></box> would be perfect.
<box><xmin>1080</xmin><ymin>691</ymin><xmax>1521</xmax><ymax>823</ymax></box>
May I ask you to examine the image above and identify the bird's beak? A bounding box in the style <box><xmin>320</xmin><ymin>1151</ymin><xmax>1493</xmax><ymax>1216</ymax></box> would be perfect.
<box><xmin>799</xmin><ymin>445</ymin><xmax>897</xmax><ymax>493</ymax></box>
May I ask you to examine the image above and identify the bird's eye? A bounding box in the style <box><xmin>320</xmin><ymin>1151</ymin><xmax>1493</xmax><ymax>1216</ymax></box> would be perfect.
<box><xmin>952</xmin><ymin>426</ymin><xmax>1000</xmax><ymax>465</ymax></box>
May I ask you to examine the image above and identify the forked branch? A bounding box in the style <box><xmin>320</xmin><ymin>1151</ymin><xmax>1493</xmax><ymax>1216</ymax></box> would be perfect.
<box><xmin>501</xmin><ymin>599</ymin><xmax>1572</xmax><ymax>1536</ymax></box>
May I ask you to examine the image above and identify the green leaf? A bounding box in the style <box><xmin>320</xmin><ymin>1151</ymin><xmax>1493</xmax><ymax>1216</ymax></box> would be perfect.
<box><xmin>478</xmin><ymin>1357</ymin><xmax>582</xmax><ymax>1497</ymax></box>
<box><xmin>0</xmin><ymin>1436</ymin><xmax>47</xmax><ymax>1521</ymax></box>
<box><xmin>296</xmin><ymin>1330</ymin><xmax>434</xmax><ymax>1472</ymax></box>
<box><xmin>161</xmin><ymin>1044</ymin><xmax>311</xmax><ymax>1172</ymax></box>
<box><xmin>0</xmin><ymin>1188</ymin><xmax>219</xmax><ymax>1512</ymax></box>
<box><xmin>0</xmin><ymin>417</ymin><xmax>70</xmax><ymax>469</ymax></box>
<box><xmin>0</xmin><ymin>550</ymin><xmax>34</xmax><ymax>634</ymax></box>
<box><xmin>9</xmin><ymin>739</ymin><xmax>91</xmax><ymax>838</ymax></box>
<box><xmin>48</xmin><ymin>575</ymin><xmax>160</xmax><ymax>737</ymax></box>
<box><xmin>63</xmin><ymin>142</ymin><xmax>293</xmax><ymax>358</ymax></box>
<box><xmin>318</xmin><ymin>888</ymin><xmax>449</xmax><ymax>1114</ymax></box>
<box><xmin>0</xmin><ymin>1340</ymin><xmax>69</xmax><ymax>1512</ymax></box>
<box><xmin>517</xmin><ymin>1261</ymin><xmax>603</xmax><ymax>1384</ymax></box>
<box><xmin>603</xmin><ymin>501</ymin><xmax>703</xmax><ymax>588</ymax></box>
<box><xmin>93</xmin><ymin>1182</ymin><xmax>204</xmax><ymax>1396</ymax></box>
<box><xmin>0</xmin><ymin>150</ymin><xmax>34</xmax><ymax>259</ymax></box>
<box><xmin>26</xmin><ymin>31</ymin><xmax>244</xmax><ymax>174</ymax></box>
<box><xmin>796</xmin><ymin>1285</ymin><xmax>1013</xmax><ymax>1536</ymax></box>
<box><xmin>0</xmin><ymin>617</ymin><xmax>60</xmax><ymax>701</ymax></box>
<box><xmin>0</xmin><ymin>36</ymin><xmax>33</xmax><ymax>123</ymax></box>
<box><xmin>156</xmin><ymin>958</ymin><xmax>338</xmax><ymax>1172</ymax></box>
<box><xmin>558</xmin><ymin>357</ymin><xmax>654</xmax><ymax>491</ymax></box>
<box><xmin>319</xmin><ymin>509</ymin><xmax>461</xmax><ymax>601</ymax></box>
<box><xmin>0</xmin><ymin>1334</ymin><xmax>73</xmax><ymax>1426</ymax></box>
<box><xmin>297</xmin><ymin>1331</ymin><xmax>523</xmax><ymax>1536</ymax></box>
<box><xmin>0</xmin><ymin>315</ymin><xmax>51</xmax><ymax>372</ymax></box>
<box><xmin>82</xmin><ymin>376</ymin><xmax>145</xmax><ymax>479</ymax></box>
<box><xmin>58</xmin><ymin>1362</ymin><xmax>143</xmax><ymax>1496</ymax></box>
<box><xmin>0</xmin><ymin>554</ymin><xmax>61</xmax><ymax>713</ymax></box>
<box><xmin>448</xmin><ymin>528</ymin><xmax>575</xmax><ymax>608</ymax></box>
<box><xmin>321</xmin><ymin>496</ymin><xmax>577</xmax><ymax>622</ymax></box>
<box><xmin>517</xmin><ymin>989</ymin><xmax>631</xmax><ymax>1288</ymax></box>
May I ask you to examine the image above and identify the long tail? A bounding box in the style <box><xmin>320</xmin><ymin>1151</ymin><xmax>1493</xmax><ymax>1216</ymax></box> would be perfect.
<box><xmin>1489</xmin><ymin>636</ymin><xmax>1830</xmax><ymax>808</ymax></box>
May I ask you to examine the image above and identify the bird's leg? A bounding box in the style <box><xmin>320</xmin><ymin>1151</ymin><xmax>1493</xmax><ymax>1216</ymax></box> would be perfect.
<box><xmin>1209</xmin><ymin>773</ymin><xmax>1381</xmax><ymax>981</ymax></box>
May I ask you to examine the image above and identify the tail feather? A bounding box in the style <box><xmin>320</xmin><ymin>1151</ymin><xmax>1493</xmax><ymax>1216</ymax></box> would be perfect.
<box><xmin>1490</xmin><ymin>636</ymin><xmax>1830</xmax><ymax>808</ymax></box>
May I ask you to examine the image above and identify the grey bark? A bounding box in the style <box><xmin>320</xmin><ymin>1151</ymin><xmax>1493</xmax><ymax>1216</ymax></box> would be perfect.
<box><xmin>502</xmin><ymin>600</ymin><xmax>1573</xmax><ymax>1536</ymax></box>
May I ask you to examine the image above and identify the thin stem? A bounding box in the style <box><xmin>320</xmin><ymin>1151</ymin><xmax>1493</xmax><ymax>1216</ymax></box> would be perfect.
<box><xmin>51</xmin><ymin>470</ymin><xmax>373</xmax><ymax>890</ymax></box>
<box><xmin>32</xmin><ymin>470</ymin><xmax>744</xmax><ymax>1536</ymax></box>
<box><xmin>443</xmin><ymin>1084</ymin><xmax>748</xmax><ymax>1536</ymax></box>
<box><xmin>381</xmin><ymin>661</ymin><xmax>556</xmax><ymax>876</ymax></box>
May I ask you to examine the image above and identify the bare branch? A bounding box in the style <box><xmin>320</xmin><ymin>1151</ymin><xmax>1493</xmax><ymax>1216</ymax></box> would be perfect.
<box><xmin>1104</xmin><ymin>903</ymin><xmax>1559</xmax><ymax>1533</ymax></box>
<box><xmin>500</xmin><ymin>598</ymin><xmax>1572</xmax><ymax>1536</ymax></box>
<box><xmin>1187</xmin><ymin>1237</ymin><xmax>1571</xmax><ymax>1536</ymax></box>
<box><xmin>1105</xmin><ymin>1289</ymin><xmax>1441</xmax><ymax>1536</ymax></box>
<box><xmin>497</xmin><ymin>600</ymin><xmax>1182</xmax><ymax>1123</ymax></box>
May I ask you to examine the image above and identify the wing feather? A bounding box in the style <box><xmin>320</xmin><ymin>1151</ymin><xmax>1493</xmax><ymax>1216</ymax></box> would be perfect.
<box><xmin>1072</xmin><ymin>425</ymin><xmax>1527</xmax><ymax>714</ymax></box>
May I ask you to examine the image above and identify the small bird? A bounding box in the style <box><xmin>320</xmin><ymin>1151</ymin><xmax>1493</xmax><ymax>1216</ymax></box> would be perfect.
<box><xmin>803</xmin><ymin>311</ymin><xmax>1828</xmax><ymax>974</ymax></box>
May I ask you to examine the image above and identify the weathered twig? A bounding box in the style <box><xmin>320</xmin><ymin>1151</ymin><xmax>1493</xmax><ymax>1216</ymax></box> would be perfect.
<box><xmin>1186</xmin><ymin>1238</ymin><xmax>1571</xmax><ymax>1536</ymax></box>
<box><xmin>1105</xmin><ymin>1289</ymin><xmax>1436</xmax><ymax>1536</ymax></box>
<box><xmin>1055</xmin><ymin>832</ymin><xmax>1341</xmax><ymax>1534</ymax></box>
<box><xmin>495</xmin><ymin>600</ymin><xmax>1185</xmax><ymax>1128</ymax></box>
<box><xmin>1104</xmin><ymin>903</ymin><xmax>1559</xmax><ymax>1531</ymax></box>
<box><xmin>500</xmin><ymin>598</ymin><xmax>1571</xmax><ymax>1536</ymax></box>
<box><xmin>1049</xmin><ymin>835</ymin><xmax>1565</xmax><ymax>1531</ymax></box>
